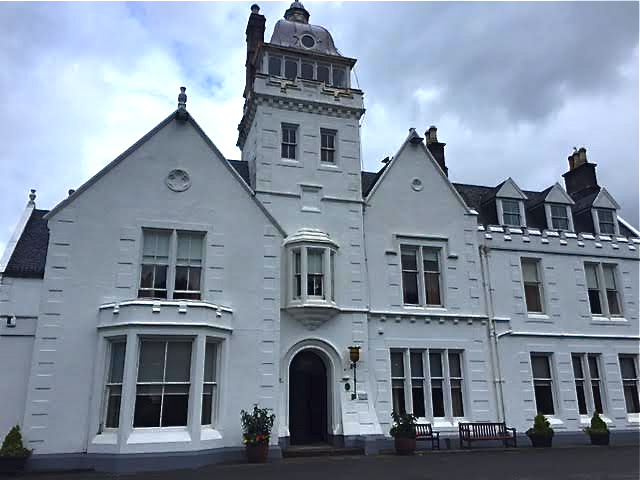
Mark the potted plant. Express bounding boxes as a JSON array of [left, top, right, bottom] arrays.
[[526, 412, 554, 447], [389, 411, 417, 455], [584, 412, 609, 446], [0, 425, 32, 475], [240, 404, 276, 463]]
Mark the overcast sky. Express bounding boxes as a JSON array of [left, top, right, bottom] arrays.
[[1, 1, 638, 257]]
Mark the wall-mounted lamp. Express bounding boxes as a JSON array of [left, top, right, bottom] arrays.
[[348, 345, 361, 400]]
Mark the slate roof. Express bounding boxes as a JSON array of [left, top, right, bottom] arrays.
[[3, 209, 50, 278]]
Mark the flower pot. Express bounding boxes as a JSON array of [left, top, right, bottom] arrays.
[[0, 456, 29, 475], [245, 443, 269, 463], [588, 432, 610, 446], [394, 436, 416, 455], [527, 433, 553, 448]]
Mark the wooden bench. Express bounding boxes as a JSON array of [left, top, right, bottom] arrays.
[[458, 422, 517, 449], [415, 423, 440, 450]]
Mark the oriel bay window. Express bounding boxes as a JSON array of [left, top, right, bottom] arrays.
[[390, 349, 465, 420], [139, 229, 204, 300], [134, 340, 192, 428], [400, 245, 442, 307]]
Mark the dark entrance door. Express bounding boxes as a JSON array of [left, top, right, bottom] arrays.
[[289, 350, 328, 445]]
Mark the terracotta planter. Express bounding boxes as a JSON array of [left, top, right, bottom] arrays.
[[0, 456, 29, 475], [527, 433, 553, 448], [245, 443, 269, 463], [588, 432, 610, 446], [394, 436, 416, 455]]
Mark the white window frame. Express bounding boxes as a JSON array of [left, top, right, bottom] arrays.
[[389, 349, 466, 422], [320, 128, 337, 164], [545, 203, 574, 232], [281, 123, 298, 160], [521, 257, 545, 314], [288, 245, 336, 304], [584, 262, 622, 318], [201, 341, 220, 426], [498, 198, 526, 227], [530, 353, 556, 415], [593, 208, 619, 236], [572, 353, 605, 416], [619, 355, 640, 415], [400, 245, 443, 307], [101, 339, 126, 432], [138, 229, 205, 301]]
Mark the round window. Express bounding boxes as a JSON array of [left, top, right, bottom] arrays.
[[411, 178, 423, 191], [301, 35, 315, 48]]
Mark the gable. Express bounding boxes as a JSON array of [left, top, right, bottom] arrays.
[[592, 187, 620, 210], [544, 183, 574, 205], [495, 177, 528, 200]]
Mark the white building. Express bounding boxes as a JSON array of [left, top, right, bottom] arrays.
[[1, 2, 638, 473]]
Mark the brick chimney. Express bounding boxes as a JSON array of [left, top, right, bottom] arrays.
[[425, 126, 448, 176], [243, 4, 266, 98], [562, 147, 599, 200]]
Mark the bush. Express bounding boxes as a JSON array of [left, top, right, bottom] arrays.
[[0, 425, 31, 458], [584, 412, 609, 435], [526, 412, 554, 437], [389, 411, 417, 439], [240, 404, 276, 445]]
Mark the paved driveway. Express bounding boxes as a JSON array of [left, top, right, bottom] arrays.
[[15, 446, 640, 480]]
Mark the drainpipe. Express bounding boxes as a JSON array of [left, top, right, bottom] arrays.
[[479, 244, 506, 423]]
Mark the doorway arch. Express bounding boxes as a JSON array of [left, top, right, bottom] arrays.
[[289, 350, 328, 444]]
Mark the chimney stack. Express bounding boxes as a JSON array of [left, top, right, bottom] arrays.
[[243, 4, 266, 98], [425, 126, 448, 177], [562, 146, 599, 199]]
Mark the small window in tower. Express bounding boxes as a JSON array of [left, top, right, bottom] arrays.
[[281, 124, 297, 160], [332, 67, 346, 88], [268, 56, 282, 77], [321, 129, 336, 163], [301, 35, 315, 49], [301, 62, 314, 80], [317, 64, 330, 84], [284, 58, 298, 80]]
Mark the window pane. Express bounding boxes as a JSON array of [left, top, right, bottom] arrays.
[[317, 64, 330, 83], [411, 381, 425, 417], [521, 261, 538, 283], [534, 382, 555, 414], [392, 379, 406, 415], [268, 56, 281, 76], [202, 384, 216, 425], [575, 383, 587, 414], [175, 266, 188, 291], [448, 352, 462, 377], [592, 382, 603, 414], [109, 343, 126, 383], [138, 342, 166, 382], [429, 353, 443, 377], [165, 342, 192, 382], [105, 385, 122, 428], [451, 379, 464, 417], [623, 385, 640, 413], [588, 290, 603, 314], [188, 267, 201, 292], [588, 356, 599, 378], [585, 264, 599, 288], [390, 352, 404, 377], [401, 246, 418, 270], [503, 200, 520, 214], [572, 356, 584, 379], [308, 250, 323, 273], [332, 67, 345, 87], [162, 389, 189, 427], [531, 355, 551, 378], [422, 249, 439, 272], [301, 62, 313, 80], [550, 205, 566, 218], [284, 58, 297, 79], [204, 343, 217, 382], [133, 385, 162, 427], [410, 352, 423, 377], [620, 357, 637, 379], [140, 264, 155, 288], [402, 272, 419, 304], [154, 265, 167, 290], [603, 266, 616, 289], [431, 379, 445, 417], [524, 284, 542, 312], [425, 272, 441, 305]]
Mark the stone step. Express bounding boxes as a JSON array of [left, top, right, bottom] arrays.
[[283, 445, 365, 458]]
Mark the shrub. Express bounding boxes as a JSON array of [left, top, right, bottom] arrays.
[[526, 412, 554, 437], [584, 412, 609, 435], [389, 411, 417, 439], [240, 404, 276, 445], [0, 425, 32, 458]]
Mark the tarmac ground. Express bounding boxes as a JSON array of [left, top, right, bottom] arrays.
[[12, 445, 640, 480]]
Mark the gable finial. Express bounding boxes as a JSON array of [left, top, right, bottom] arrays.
[[28, 189, 36, 205], [177, 86, 188, 120]]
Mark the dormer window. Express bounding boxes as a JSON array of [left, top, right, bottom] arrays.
[[596, 209, 616, 235], [549, 204, 571, 231], [501, 199, 522, 226]]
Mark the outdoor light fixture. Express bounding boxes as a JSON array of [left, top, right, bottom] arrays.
[[348, 345, 361, 400]]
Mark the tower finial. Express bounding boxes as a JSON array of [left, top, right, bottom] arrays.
[[284, 1, 310, 23]]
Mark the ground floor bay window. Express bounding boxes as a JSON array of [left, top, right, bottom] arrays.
[[390, 349, 465, 421], [99, 332, 223, 441]]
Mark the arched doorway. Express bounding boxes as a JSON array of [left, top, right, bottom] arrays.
[[289, 350, 328, 445]]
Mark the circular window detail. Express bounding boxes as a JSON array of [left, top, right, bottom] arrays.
[[301, 34, 315, 48], [411, 178, 423, 191], [166, 169, 191, 192]]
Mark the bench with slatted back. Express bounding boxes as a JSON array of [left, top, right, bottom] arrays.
[[458, 422, 517, 449], [415, 423, 440, 450]]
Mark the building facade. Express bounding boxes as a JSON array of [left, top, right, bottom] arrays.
[[1, 2, 638, 473]]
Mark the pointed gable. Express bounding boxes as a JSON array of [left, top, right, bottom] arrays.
[[543, 182, 575, 205], [495, 177, 528, 200], [592, 187, 620, 210]]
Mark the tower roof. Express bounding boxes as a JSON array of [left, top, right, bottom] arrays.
[[270, 2, 340, 56]]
